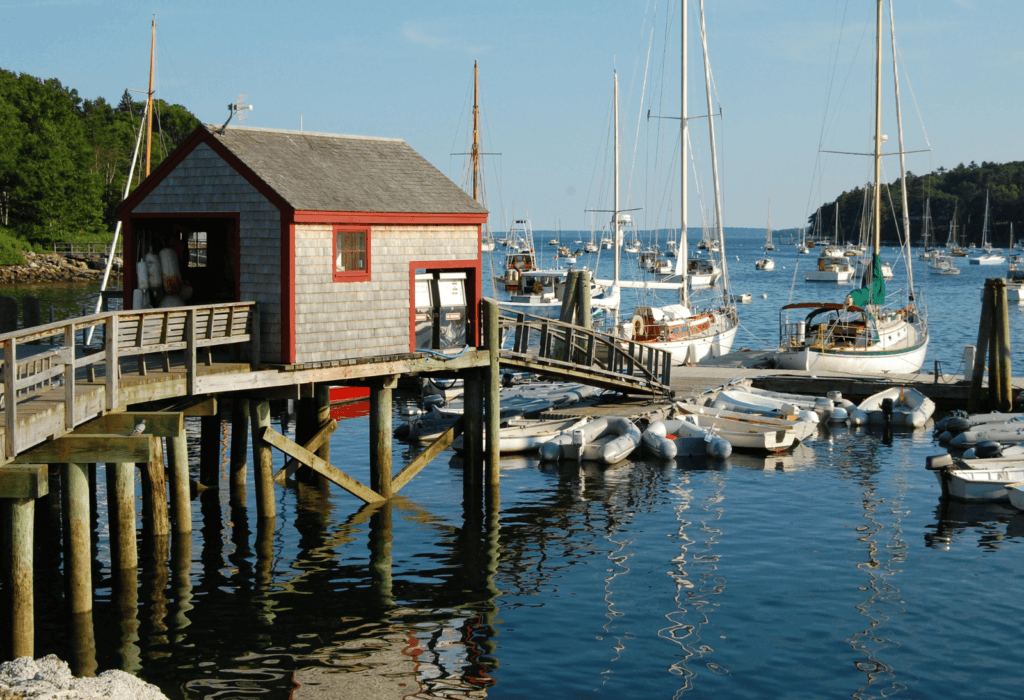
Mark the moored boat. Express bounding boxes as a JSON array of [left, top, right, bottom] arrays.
[[641, 417, 732, 459], [849, 387, 935, 428], [539, 416, 641, 465]]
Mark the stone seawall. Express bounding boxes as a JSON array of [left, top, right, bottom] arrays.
[[0, 252, 121, 286]]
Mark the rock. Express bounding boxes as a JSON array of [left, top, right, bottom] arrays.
[[0, 655, 169, 700]]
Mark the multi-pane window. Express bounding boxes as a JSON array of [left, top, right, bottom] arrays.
[[333, 227, 370, 281]]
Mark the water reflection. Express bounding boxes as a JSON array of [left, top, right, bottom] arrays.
[[925, 499, 1020, 550], [660, 468, 728, 695], [839, 424, 910, 699]]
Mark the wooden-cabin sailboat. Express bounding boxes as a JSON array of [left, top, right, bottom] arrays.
[[776, 0, 928, 374], [624, 0, 737, 364]]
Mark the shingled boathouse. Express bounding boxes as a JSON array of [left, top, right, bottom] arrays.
[[117, 124, 489, 365]]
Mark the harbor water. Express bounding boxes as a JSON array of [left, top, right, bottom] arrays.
[[5, 236, 1024, 699]]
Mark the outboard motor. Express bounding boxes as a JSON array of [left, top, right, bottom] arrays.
[[973, 440, 1004, 459], [881, 398, 894, 425]]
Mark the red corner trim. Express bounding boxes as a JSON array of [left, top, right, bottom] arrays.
[[282, 221, 296, 364]]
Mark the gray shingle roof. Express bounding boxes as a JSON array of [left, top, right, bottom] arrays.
[[207, 125, 488, 215]]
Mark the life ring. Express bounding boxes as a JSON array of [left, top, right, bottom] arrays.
[[631, 314, 645, 339], [532, 280, 543, 294]]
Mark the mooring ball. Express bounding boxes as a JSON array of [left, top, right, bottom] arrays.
[[974, 441, 1004, 459], [925, 453, 954, 470]]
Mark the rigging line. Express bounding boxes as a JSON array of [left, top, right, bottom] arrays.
[[627, 22, 657, 219], [892, 43, 931, 150], [447, 74, 473, 183]]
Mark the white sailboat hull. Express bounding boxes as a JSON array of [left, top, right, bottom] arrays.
[[775, 339, 928, 374], [646, 322, 737, 365]]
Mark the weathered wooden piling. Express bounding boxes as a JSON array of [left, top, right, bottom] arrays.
[[230, 397, 249, 503], [250, 399, 275, 518], [370, 377, 396, 499], [200, 415, 221, 487], [65, 462, 92, 615], [1, 465, 47, 660], [106, 463, 138, 571], [314, 384, 331, 467], [463, 369, 484, 488], [142, 439, 169, 537], [368, 502, 394, 607], [484, 299, 501, 487], [167, 430, 191, 534], [970, 278, 1014, 413]]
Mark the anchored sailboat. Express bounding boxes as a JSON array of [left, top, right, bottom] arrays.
[[755, 202, 776, 271], [776, 0, 928, 374], [622, 0, 738, 364]]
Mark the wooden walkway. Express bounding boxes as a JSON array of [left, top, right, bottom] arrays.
[[497, 308, 673, 397]]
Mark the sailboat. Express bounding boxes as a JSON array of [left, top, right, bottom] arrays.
[[805, 203, 855, 282], [755, 202, 776, 271], [916, 198, 934, 259], [776, 0, 928, 374], [622, 0, 738, 365], [969, 191, 1004, 265]]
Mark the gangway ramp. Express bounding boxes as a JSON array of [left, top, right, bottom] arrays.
[[496, 308, 673, 397]]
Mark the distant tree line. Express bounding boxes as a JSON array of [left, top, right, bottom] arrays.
[[812, 161, 1024, 247], [0, 69, 199, 261]]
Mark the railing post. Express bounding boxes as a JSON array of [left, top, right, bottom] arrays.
[[185, 308, 197, 396], [105, 314, 119, 411], [64, 325, 76, 431], [4, 337, 17, 458], [250, 303, 261, 370]]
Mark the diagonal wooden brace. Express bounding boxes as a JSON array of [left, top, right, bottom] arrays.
[[260, 426, 383, 504], [391, 415, 464, 495], [273, 419, 338, 484]]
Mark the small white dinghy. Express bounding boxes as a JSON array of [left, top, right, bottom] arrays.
[[849, 387, 935, 428], [927, 456, 1024, 501], [674, 401, 817, 443], [641, 418, 732, 459], [710, 389, 822, 424], [1005, 482, 1024, 511], [949, 424, 1024, 448], [539, 416, 641, 465], [452, 416, 590, 454]]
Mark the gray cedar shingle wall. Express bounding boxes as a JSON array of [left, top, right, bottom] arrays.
[[132, 142, 282, 362], [294, 223, 477, 363]]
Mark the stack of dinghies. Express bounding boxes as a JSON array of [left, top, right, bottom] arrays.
[[935, 410, 1024, 443], [707, 384, 853, 424], [849, 387, 936, 428], [539, 417, 642, 465]]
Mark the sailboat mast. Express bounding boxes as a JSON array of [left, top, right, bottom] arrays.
[[678, 0, 689, 304], [613, 71, 620, 291], [872, 0, 882, 255], [472, 60, 480, 203], [889, 0, 915, 297], [145, 18, 155, 177], [698, 0, 730, 298]]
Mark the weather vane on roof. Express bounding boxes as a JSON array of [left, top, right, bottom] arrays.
[[218, 93, 253, 134]]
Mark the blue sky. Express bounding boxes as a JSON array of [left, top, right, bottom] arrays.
[[2, 0, 1021, 231]]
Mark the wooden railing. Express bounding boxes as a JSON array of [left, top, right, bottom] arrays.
[[498, 307, 672, 393], [0, 301, 258, 457], [51, 242, 120, 256]]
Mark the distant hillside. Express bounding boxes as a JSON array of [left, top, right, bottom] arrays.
[[0, 69, 200, 245], [814, 161, 1024, 247]]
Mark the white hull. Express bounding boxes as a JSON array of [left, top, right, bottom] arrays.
[[775, 340, 928, 374], [649, 322, 737, 365], [849, 387, 935, 427], [1007, 483, 1024, 511], [1007, 283, 1024, 304], [969, 254, 1005, 265], [804, 268, 855, 283], [755, 258, 775, 271], [935, 468, 1024, 501]]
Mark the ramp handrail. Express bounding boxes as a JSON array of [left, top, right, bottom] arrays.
[[497, 306, 672, 393]]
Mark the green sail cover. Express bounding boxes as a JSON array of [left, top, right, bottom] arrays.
[[848, 254, 885, 307]]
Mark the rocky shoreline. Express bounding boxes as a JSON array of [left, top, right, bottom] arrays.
[[0, 252, 120, 286]]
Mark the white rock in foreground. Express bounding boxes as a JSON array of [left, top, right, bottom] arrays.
[[0, 655, 168, 700]]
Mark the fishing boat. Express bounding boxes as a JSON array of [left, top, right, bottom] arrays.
[[929, 253, 960, 275], [776, 0, 928, 374], [615, 0, 738, 365], [969, 191, 1005, 265], [805, 204, 855, 282], [755, 202, 776, 270], [498, 219, 538, 292]]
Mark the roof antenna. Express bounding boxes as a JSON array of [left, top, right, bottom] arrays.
[[218, 92, 253, 134]]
